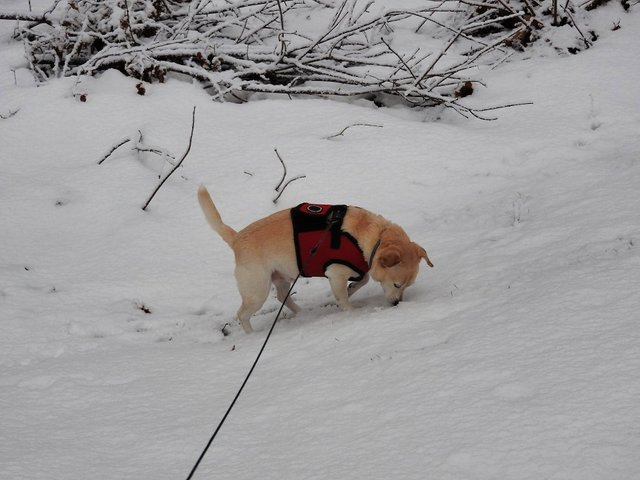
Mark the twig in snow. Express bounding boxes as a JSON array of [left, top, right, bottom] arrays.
[[272, 148, 306, 203], [464, 101, 534, 121], [326, 123, 383, 139], [97, 137, 132, 165], [142, 106, 196, 211], [561, 3, 592, 48], [134, 130, 177, 168], [137, 147, 178, 166], [0, 109, 19, 119], [273, 175, 306, 204], [274, 148, 287, 192]]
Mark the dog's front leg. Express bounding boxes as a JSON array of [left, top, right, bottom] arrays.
[[325, 264, 356, 310]]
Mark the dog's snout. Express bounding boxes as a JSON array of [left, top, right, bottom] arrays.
[[391, 299, 400, 306]]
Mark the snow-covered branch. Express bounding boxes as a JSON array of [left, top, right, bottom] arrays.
[[4, 0, 601, 114], [0, 12, 50, 22]]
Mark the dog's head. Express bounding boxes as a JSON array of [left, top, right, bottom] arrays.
[[369, 228, 433, 305]]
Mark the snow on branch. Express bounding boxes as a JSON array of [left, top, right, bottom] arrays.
[[3, 0, 600, 115]]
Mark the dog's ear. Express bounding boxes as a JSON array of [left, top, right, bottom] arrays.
[[413, 243, 434, 267], [379, 248, 402, 268]]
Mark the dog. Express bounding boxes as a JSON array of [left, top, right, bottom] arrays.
[[198, 186, 433, 333]]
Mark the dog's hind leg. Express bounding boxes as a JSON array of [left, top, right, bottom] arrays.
[[235, 266, 271, 333], [272, 272, 301, 314]]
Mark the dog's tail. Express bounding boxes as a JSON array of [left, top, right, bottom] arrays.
[[197, 186, 237, 247]]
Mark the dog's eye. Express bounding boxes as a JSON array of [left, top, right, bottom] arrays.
[[393, 283, 403, 289]]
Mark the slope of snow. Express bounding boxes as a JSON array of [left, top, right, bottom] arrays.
[[1, 3, 639, 479]]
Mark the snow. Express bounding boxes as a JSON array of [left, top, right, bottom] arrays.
[[2, 2, 640, 479]]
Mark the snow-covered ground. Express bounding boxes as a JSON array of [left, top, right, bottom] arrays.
[[2, 2, 640, 479]]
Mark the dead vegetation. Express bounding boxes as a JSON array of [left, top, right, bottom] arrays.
[[2, 0, 622, 117]]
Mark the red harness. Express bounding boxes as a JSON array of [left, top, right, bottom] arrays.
[[291, 203, 369, 281]]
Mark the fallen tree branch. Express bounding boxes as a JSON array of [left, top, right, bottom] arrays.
[[0, 11, 50, 22]]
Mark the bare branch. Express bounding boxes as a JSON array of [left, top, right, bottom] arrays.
[[274, 148, 287, 192], [0, 11, 50, 22], [273, 175, 306, 204], [142, 106, 197, 211], [275, 0, 285, 31], [97, 137, 132, 165], [272, 147, 306, 203], [326, 123, 383, 140], [562, 2, 592, 48]]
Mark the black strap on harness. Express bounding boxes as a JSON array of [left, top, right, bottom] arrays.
[[327, 205, 347, 249]]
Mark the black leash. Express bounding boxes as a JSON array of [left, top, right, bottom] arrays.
[[185, 275, 300, 480], [185, 204, 349, 480]]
